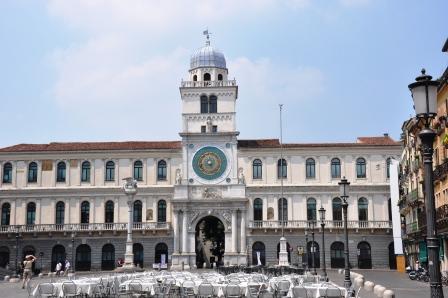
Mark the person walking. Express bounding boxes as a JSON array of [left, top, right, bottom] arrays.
[[22, 255, 36, 289], [63, 259, 71, 276]]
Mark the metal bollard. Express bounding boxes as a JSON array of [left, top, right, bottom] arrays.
[[383, 289, 395, 298], [181, 261, 185, 271]]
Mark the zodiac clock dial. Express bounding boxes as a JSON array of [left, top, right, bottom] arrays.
[[192, 146, 228, 180]]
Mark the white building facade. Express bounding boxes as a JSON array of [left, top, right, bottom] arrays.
[[0, 41, 401, 272]]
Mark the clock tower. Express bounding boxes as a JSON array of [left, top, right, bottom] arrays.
[[171, 34, 247, 269]]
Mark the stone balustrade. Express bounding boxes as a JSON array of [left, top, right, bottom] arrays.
[[248, 220, 392, 229]]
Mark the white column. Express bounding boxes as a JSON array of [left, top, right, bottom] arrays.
[[182, 211, 188, 253], [173, 211, 179, 253], [232, 210, 237, 253], [240, 211, 246, 253]]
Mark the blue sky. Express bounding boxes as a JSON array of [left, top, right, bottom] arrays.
[[0, 0, 446, 147]]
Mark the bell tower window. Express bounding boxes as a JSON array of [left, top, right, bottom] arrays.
[[193, 75, 197, 81], [218, 74, 223, 81], [200, 95, 218, 114], [204, 73, 211, 81], [209, 95, 217, 113], [201, 95, 208, 113]]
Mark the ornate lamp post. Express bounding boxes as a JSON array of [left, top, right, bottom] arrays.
[[71, 233, 75, 273], [339, 177, 354, 296], [122, 177, 138, 270], [310, 220, 317, 275], [408, 69, 443, 298], [319, 206, 327, 281]]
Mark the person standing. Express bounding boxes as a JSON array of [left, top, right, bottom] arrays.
[[63, 259, 71, 276], [21, 255, 36, 289], [55, 261, 62, 276]]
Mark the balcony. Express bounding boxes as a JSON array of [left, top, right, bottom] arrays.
[[436, 204, 448, 230], [248, 220, 392, 230], [405, 221, 419, 234], [181, 80, 237, 88], [0, 222, 171, 234], [434, 159, 448, 181]]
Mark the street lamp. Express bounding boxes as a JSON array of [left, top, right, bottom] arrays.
[[409, 69, 443, 298], [310, 220, 317, 275], [122, 177, 138, 270], [319, 206, 327, 281], [339, 177, 354, 296], [15, 232, 19, 277], [304, 228, 309, 272], [71, 233, 75, 273]]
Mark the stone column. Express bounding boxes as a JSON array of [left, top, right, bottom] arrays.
[[182, 211, 188, 253], [240, 211, 246, 253], [173, 211, 179, 253], [232, 210, 237, 253]]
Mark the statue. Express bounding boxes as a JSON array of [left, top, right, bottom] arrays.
[[238, 168, 246, 184], [122, 177, 138, 195], [175, 169, 182, 185]]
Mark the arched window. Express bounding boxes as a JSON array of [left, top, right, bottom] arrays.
[[388, 198, 392, 221], [252, 159, 262, 179], [357, 241, 372, 269], [386, 158, 391, 179], [307, 241, 320, 268], [201, 95, 208, 113], [209, 95, 217, 113], [28, 162, 37, 183], [330, 242, 345, 268], [157, 200, 166, 223], [332, 197, 342, 221], [2, 163, 12, 183], [278, 198, 288, 221], [51, 245, 65, 272], [55, 201, 65, 225], [252, 242, 266, 266], [26, 202, 36, 225], [358, 197, 368, 221], [253, 198, 263, 221], [56, 162, 66, 182], [277, 159, 287, 178], [157, 160, 167, 181], [105, 161, 115, 181], [193, 75, 197, 81], [80, 201, 90, 224], [133, 200, 142, 223], [133, 243, 144, 268], [133, 160, 143, 181], [101, 244, 115, 270], [105, 200, 114, 223], [81, 161, 90, 182], [218, 74, 223, 81], [1, 203, 10, 226], [331, 158, 341, 179], [76, 244, 91, 271], [203, 73, 211, 81], [307, 198, 317, 221], [306, 158, 316, 178], [154, 243, 168, 264], [356, 157, 366, 178]]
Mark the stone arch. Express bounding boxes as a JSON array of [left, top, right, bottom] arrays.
[[189, 210, 231, 232]]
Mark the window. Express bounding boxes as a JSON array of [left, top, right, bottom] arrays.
[[332, 197, 342, 221], [201, 95, 208, 113], [358, 197, 368, 221], [26, 202, 36, 225], [307, 198, 317, 221], [306, 158, 315, 179], [218, 74, 223, 81], [278, 198, 288, 221], [388, 198, 392, 221], [386, 158, 391, 178], [193, 75, 197, 81], [209, 95, 217, 113], [356, 158, 366, 178], [277, 159, 287, 178], [81, 161, 90, 182], [252, 159, 262, 179], [1, 203, 10, 226], [105, 201, 114, 223], [2, 163, 12, 183], [55, 201, 64, 225], [201, 126, 206, 133], [133, 200, 142, 223], [133, 160, 143, 181], [331, 158, 341, 179], [56, 162, 66, 182], [28, 162, 37, 183], [203, 73, 211, 81], [157, 200, 166, 223], [212, 125, 218, 133], [157, 160, 167, 181], [80, 201, 90, 224], [101, 244, 115, 270], [330, 242, 345, 268], [105, 161, 115, 181], [253, 198, 263, 221], [357, 241, 372, 269]]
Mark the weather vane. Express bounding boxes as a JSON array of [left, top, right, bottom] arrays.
[[203, 29, 212, 46]]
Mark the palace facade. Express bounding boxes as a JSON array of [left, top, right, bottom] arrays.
[[0, 39, 401, 272]]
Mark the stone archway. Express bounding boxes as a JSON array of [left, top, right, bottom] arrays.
[[195, 216, 225, 268]]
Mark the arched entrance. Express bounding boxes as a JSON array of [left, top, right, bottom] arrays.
[[22, 245, 36, 273], [252, 242, 266, 266], [357, 241, 372, 269], [101, 244, 115, 270], [133, 243, 144, 268], [307, 241, 320, 269], [330, 242, 344, 268], [0, 247, 10, 268], [388, 242, 397, 270], [51, 245, 66, 272], [195, 216, 225, 268], [76, 244, 91, 271]]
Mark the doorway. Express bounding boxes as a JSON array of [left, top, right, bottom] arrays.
[[195, 216, 225, 268]]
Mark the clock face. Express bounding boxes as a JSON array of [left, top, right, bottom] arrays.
[[192, 146, 228, 180]]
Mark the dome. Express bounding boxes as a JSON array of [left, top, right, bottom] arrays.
[[190, 46, 226, 70]]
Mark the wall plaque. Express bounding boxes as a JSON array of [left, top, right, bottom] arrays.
[[42, 160, 53, 171], [267, 207, 274, 220], [146, 209, 153, 221]]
